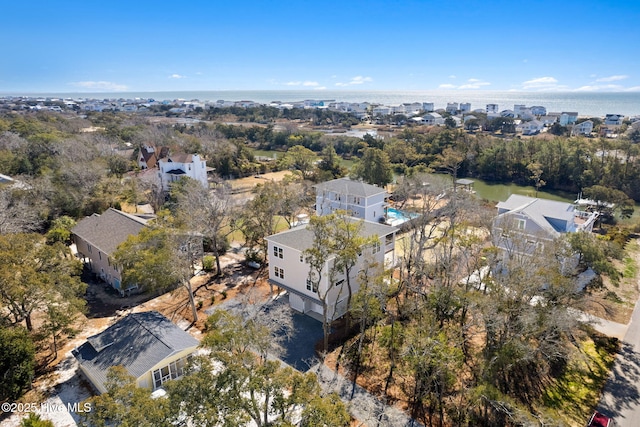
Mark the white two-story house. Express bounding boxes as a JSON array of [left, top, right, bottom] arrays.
[[572, 120, 594, 136], [266, 219, 398, 320], [492, 195, 596, 259], [158, 153, 208, 191], [314, 177, 388, 223]]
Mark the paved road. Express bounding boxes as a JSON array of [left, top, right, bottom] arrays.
[[597, 299, 640, 426]]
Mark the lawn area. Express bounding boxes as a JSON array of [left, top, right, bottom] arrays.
[[541, 332, 619, 426]]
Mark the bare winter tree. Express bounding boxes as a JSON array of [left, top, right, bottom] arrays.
[[0, 187, 43, 234], [174, 178, 234, 276]]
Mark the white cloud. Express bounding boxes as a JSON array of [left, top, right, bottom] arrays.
[[457, 78, 491, 89], [285, 80, 320, 87], [625, 86, 640, 92], [349, 76, 373, 85], [70, 81, 128, 91], [314, 86, 327, 90], [449, 75, 457, 79], [574, 84, 624, 92], [595, 75, 628, 82], [523, 76, 557, 86], [438, 84, 457, 89], [170, 74, 186, 79], [521, 76, 564, 90], [336, 76, 373, 86]]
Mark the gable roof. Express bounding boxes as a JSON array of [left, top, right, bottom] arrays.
[[73, 311, 199, 392], [167, 153, 195, 163], [71, 208, 148, 256], [495, 195, 575, 235], [314, 177, 387, 198], [266, 218, 398, 252]]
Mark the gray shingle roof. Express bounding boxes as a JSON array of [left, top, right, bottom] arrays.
[[71, 208, 148, 256], [73, 311, 199, 392], [496, 195, 575, 235], [314, 177, 387, 198], [266, 218, 397, 252]]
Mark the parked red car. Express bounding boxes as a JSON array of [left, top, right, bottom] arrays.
[[588, 411, 612, 427]]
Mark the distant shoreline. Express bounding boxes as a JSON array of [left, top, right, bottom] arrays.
[[2, 90, 639, 117]]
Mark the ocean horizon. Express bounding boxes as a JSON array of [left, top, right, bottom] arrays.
[[2, 89, 639, 118]]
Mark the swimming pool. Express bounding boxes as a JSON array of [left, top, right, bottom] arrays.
[[386, 207, 419, 226]]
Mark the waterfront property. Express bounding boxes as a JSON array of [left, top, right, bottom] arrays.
[[492, 194, 597, 257], [314, 177, 388, 223], [72, 208, 148, 295], [266, 219, 398, 321], [73, 311, 199, 394]]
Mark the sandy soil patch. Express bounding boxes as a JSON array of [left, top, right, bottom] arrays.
[[228, 170, 297, 191], [581, 238, 640, 324]]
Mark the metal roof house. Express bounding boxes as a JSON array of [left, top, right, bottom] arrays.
[[72, 208, 148, 295], [492, 194, 596, 256], [73, 311, 199, 394]]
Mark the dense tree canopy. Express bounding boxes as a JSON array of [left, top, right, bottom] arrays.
[[0, 325, 35, 402]]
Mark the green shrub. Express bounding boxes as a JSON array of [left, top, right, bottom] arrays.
[[202, 255, 215, 272]]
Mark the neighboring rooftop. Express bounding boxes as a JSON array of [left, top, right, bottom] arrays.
[[267, 218, 398, 252], [71, 208, 148, 256], [73, 311, 199, 393], [314, 177, 387, 198], [163, 152, 197, 163], [496, 194, 576, 234]]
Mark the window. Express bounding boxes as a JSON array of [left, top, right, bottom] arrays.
[[274, 267, 285, 279], [372, 241, 381, 254], [152, 357, 188, 390], [516, 219, 526, 230], [273, 246, 283, 259], [335, 279, 345, 288], [306, 278, 318, 292]]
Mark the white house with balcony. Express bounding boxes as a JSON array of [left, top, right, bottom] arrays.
[[492, 195, 597, 259], [516, 120, 544, 135], [266, 219, 398, 320], [446, 103, 459, 114], [604, 114, 625, 126], [560, 112, 579, 126], [572, 120, 594, 136], [531, 106, 547, 116], [158, 153, 208, 191], [419, 112, 445, 126], [422, 102, 435, 112], [314, 177, 388, 223], [486, 104, 499, 114]]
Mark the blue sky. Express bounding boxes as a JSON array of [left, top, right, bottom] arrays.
[[1, 0, 639, 93]]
